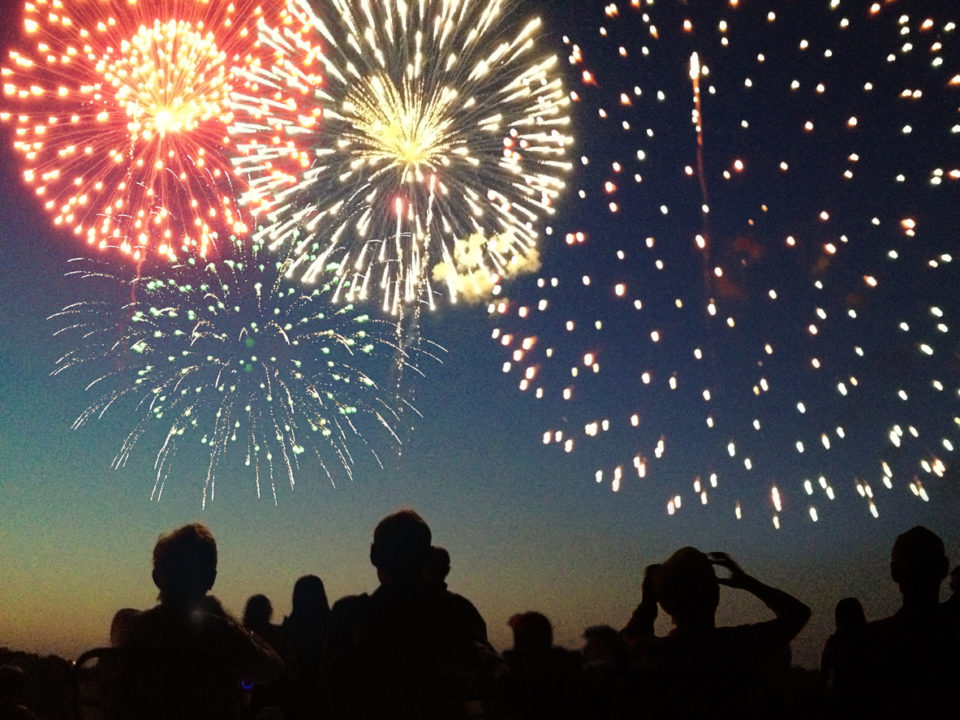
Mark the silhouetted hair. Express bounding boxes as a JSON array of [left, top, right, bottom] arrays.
[[890, 525, 948, 587], [582, 625, 626, 667], [370, 509, 432, 576], [509, 611, 553, 652], [583, 624, 620, 646], [290, 574, 330, 619], [654, 546, 719, 624], [152, 523, 217, 602], [834, 597, 866, 630], [243, 594, 273, 628]]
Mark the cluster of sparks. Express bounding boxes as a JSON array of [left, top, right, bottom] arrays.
[[1, 0, 270, 261], [13, 0, 959, 521], [5, 0, 572, 501], [230, 0, 573, 313], [51, 236, 411, 506], [491, 0, 960, 525]]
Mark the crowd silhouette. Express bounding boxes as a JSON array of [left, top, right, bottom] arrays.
[[51, 512, 960, 719]]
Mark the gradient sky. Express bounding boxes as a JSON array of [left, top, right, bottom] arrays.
[[2, 0, 960, 671]]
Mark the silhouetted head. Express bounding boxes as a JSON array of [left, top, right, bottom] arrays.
[[422, 546, 451, 590], [834, 597, 866, 631], [370, 509, 432, 581], [654, 546, 720, 628], [290, 574, 330, 618], [152, 523, 217, 604], [890, 526, 948, 602], [509, 611, 553, 653], [243, 594, 273, 629], [582, 624, 624, 667]]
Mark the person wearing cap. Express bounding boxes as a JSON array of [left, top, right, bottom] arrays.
[[620, 547, 810, 718]]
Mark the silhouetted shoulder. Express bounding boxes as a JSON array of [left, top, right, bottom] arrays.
[[322, 593, 374, 673], [441, 590, 489, 643], [832, 527, 959, 717], [109, 524, 282, 720], [126, 602, 283, 683]]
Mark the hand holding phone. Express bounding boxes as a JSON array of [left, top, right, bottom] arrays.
[[707, 552, 747, 587]]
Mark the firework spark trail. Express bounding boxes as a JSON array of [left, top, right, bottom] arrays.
[[689, 51, 709, 208], [1, 0, 271, 262], [491, 0, 960, 525], [230, 0, 573, 313], [50, 236, 418, 506]]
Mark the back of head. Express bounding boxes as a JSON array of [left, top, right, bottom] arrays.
[[834, 597, 866, 630], [152, 523, 217, 603], [422, 546, 451, 589], [890, 526, 948, 593], [290, 574, 330, 618], [370, 509, 432, 579], [583, 624, 619, 649], [243, 594, 273, 629], [654, 546, 719, 627], [509, 611, 553, 653], [582, 624, 624, 666]]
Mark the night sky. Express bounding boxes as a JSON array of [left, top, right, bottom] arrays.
[[2, 0, 959, 671]]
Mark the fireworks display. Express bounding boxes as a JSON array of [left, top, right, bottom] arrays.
[[491, 0, 960, 524], [1, 0, 269, 261], [230, 0, 573, 313], [50, 237, 411, 506]]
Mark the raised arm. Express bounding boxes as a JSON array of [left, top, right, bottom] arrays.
[[709, 552, 811, 640], [621, 564, 660, 648]]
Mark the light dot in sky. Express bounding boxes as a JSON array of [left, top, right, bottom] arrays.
[[492, 0, 960, 520]]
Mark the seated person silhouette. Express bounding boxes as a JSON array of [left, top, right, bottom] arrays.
[[833, 525, 959, 716], [620, 548, 810, 719], [323, 509, 495, 719], [112, 523, 282, 720]]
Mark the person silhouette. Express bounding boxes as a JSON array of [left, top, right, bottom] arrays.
[[421, 546, 452, 592], [497, 611, 584, 719], [422, 545, 490, 644], [820, 597, 865, 706], [323, 509, 495, 719], [280, 574, 331, 720], [114, 523, 282, 720], [580, 625, 628, 720], [243, 595, 282, 651], [834, 525, 959, 716], [620, 548, 810, 719], [242, 593, 284, 717]]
